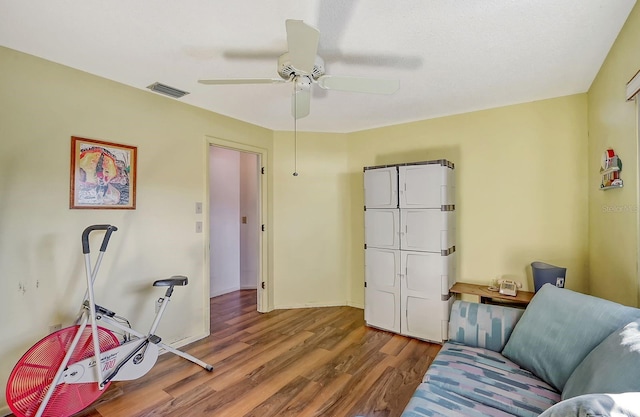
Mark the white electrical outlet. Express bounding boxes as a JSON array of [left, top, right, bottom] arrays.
[[196, 221, 203, 233], [195, 202, 202, 214]]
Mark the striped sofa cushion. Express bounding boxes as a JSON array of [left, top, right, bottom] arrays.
[[448, 301, 524, 352], [401, 383, 518, 417], [423, 342, 560, 417]]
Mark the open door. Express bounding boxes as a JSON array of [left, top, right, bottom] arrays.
[[207, 137, 269, 314]]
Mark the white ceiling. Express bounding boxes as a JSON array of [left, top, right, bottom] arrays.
[[0, 0, 636, 133]]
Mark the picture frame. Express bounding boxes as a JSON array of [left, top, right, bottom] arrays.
[[70, 136, 137, 209]]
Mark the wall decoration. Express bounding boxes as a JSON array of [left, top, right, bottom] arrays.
[[70, 136, 137, 209], [599, 148, 623, 190]]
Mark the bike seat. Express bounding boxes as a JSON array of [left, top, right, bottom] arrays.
[[153, 276, 188, 287]]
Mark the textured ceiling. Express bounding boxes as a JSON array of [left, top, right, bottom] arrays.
[[0, 0, 636, 133]]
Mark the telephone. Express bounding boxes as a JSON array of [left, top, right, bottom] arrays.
[[498, 280, 522, 297]]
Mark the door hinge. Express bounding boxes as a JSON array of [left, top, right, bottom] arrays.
[[261, 224, 265, 232], [261, 282, 266, 289], [364, 282, 367, 288], [261, 167, 265, 175]]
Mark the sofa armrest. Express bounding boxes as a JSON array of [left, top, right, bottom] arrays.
[[448, 300, 525, 352]]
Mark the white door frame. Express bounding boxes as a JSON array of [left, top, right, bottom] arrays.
[[636, 98, 640, 308], [205, 136, 270, 314]]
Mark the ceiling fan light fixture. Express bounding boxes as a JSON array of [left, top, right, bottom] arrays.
[[278, 53, 325, 80], [146, 82, 190, 99]]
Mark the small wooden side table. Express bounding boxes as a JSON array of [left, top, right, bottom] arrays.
[[449, 282, 534, 306]]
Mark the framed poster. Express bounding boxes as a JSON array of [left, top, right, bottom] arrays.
[[70, 136, 137, 209]]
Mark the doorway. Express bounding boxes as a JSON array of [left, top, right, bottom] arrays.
[[209, 144, 263, 312], [637, 98, 640, 307]]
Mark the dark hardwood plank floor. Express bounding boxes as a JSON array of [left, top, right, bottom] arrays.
[[18, 290, 442, 417]]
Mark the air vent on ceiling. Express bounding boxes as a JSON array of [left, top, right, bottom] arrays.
[[146, 82, 190, 99]]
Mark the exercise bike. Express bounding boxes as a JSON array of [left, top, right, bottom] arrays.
[[6, 225, 213, 417]]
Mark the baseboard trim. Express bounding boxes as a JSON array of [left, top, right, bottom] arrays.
[[160, 332, 209, 353], [240, 285, 257, 290], [210, 286, 241, 298], [274, 302, 364, 310], [275, 301, 354, 309]]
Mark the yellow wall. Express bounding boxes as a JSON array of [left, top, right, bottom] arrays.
[[587, 3, 640, 306], [272, 130, 352, 307], [0, 46, 274, 413], [347, 95, 590, 306]]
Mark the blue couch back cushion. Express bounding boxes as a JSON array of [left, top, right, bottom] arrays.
[[501, 284, 640, 391], [562, 318, 640, 399]]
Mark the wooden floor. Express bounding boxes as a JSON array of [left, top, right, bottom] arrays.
[[48, 291, 441, 417]]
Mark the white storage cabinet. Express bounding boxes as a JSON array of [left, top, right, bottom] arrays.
[[363, 160, 456, 343]]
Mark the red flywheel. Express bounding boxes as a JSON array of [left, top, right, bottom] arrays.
[[6, 325, 120, 417]]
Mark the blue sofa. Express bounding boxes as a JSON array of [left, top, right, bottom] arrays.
[[400, 284, 640, 417]]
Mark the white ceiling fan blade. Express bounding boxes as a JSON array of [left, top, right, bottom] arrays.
[[291, 87, 311, 119], [285, 19, 320, 74], [317, 75, 399, 94], [198, 78, 286, 85]]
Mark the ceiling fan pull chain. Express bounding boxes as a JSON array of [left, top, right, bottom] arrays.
[[293, 132, 298, 177], [293, 92, 299, 177]]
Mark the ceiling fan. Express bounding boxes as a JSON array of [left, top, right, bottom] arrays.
[[198, 19, 400, 119]]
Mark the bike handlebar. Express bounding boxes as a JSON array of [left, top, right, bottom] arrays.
[[82, 225, 118, 254]]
